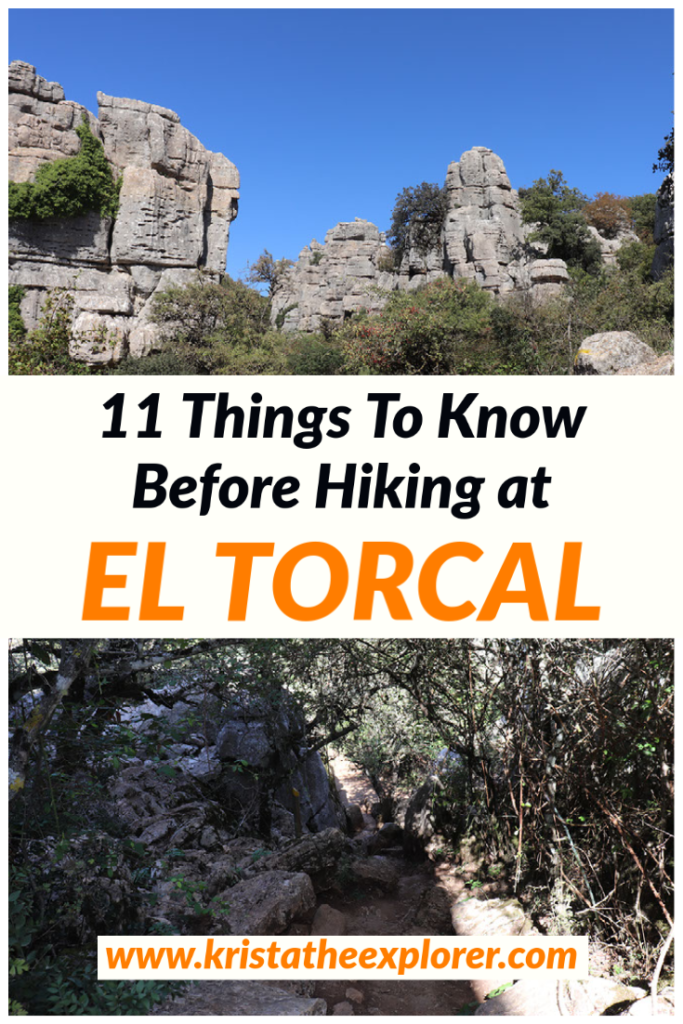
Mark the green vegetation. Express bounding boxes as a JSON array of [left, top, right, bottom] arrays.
[[8, 286, 27, 341], [519, 169, 603, 273], [9, 114, 121, 222], [244, 249, 294, 296], [8, 160, 672, 376], [385, 181, 448, 269], [8, 291, 96, 376], [341, 278, 497, 375], [9, 637, 673, 1013]]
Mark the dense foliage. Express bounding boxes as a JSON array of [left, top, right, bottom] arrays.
[[9, 638, 673, 1014], [519, 170, 603, 273], [8, 286, 27, 341], [341, 278, 497, 374], [8, 290, 96, 376], [9, 115, 121, 221], [385, 182, 448, 269]]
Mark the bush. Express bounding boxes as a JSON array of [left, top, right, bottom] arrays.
[[519, 169, 602, 274], [286, 334, 345, 375], [9, 286, 27, 341], [627, 194, 658, 245], [341, 277, 496, 375], [583, 192, 631, 238], [112, 349, 200, 375], [149, 275, 288, 374], [8, 290, 95, 376], [9, 115, 121, 221]]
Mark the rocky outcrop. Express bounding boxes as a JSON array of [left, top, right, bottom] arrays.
[[8, 61, 239, 363], [270, 220, 395, 333], [652, 176, 673, 280], [442, 146, 525, 293], [271, 147, 580, 332], [573, 331, 671, 375]]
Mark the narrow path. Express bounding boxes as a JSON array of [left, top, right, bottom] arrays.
[[313, 754, 477, 1015]]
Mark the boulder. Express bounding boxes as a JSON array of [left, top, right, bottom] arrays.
[[349, 856, 402, 892], [225, 870, 316, 934], [151, 980, 326, 1015], [368, 822, 403, 853], [474, 977, 647, 1016], [574, 331, 658, 375], [451, 895, 535, 937], [403, 775, 442, 855], [246, 828, 346, 880], [311, 903, 347, 935]]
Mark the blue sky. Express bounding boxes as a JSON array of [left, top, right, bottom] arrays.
[[9, 8, 673, 279]]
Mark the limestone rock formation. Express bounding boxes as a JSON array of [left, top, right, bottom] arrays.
[[442, 145, 525, 293], [270, 219, 395, 333], [271, 147, 574, 332], [8, 61, 239, 363]]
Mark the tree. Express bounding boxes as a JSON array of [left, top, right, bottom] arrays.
[[244, 249, 294, 297], [386, 181, 448, 269], [653, 127, 673, 204], [583, 192, 631, 239], [519, 169, 603, 273]]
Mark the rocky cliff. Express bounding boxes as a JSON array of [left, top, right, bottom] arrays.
[[9, 61, 239, 362], [272, 146, 641, 334]]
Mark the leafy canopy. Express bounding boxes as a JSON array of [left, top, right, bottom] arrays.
[[519, 169, 602, 274], [9, 114, 121, 221], [244, 249, 294, 297], [386, 182, 448, 268]]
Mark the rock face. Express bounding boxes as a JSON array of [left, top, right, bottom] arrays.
[[271, 147, 577, 332], [8, 61, 239, 363], [652, 177, 673, 280], [442, 146, 525, 293], [270, 220, 395, 333]]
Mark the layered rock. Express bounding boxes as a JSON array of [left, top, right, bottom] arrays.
[[8, 61, 239, 363], [271, 147, 571, 332], [270, 219, 396, 333], [442, 145, 525, 293]]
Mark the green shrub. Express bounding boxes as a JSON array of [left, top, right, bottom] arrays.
[[8, 286, 27, 340], [8, 290, 95, 376], [341, 277, 496, 375], [112, 349, 199, 375], [9, 114, 121, 221], [286, 334, 345, 374], [148, 275, 289, 374]]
